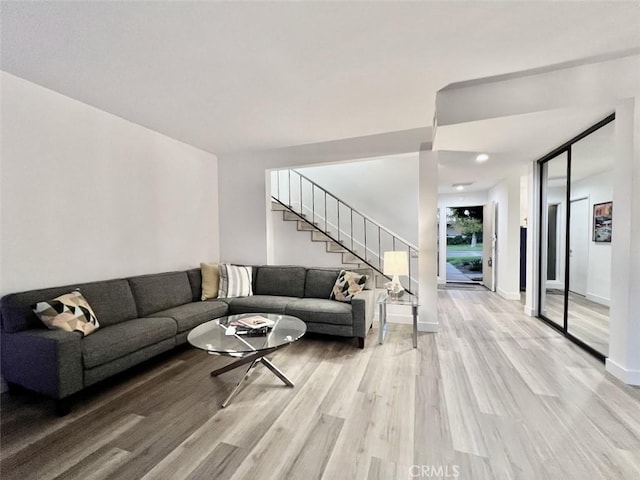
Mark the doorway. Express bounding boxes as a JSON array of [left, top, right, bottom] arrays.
[[569, 197, 589, 296], [445, 206, 483, 283]]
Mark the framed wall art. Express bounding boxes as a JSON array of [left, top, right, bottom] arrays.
[[593, 201, 612, 243]]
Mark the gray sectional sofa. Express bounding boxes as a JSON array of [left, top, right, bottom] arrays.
[[0, 265, 373, 411]]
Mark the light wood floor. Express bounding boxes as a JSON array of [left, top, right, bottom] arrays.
[[2, 290, 640, 479]]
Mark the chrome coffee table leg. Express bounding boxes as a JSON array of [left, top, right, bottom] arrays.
[[261, 358, 294, 387], [211, 345, 294, 407], [221, 358, 259, 408], [222, 360, 259, 408]]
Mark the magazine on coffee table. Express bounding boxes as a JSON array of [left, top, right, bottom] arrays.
[[230, 315, 275, 329]]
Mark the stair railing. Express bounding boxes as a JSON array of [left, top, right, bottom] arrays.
[[272, 169, 419, 295]]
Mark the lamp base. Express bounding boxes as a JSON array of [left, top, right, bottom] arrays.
[[388, 275, 405, 301]]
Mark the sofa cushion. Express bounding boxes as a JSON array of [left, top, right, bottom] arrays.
[[304, 268, 341, 299], [285, 298, 353, 326], [81, 317, 177, 368], [33, 290, 100, 336], [1, 279, 137, 333], [304, 321, 353, 337], [80, 280, 139, 327], [128, 272, 192, 317], [186, 268, 202, 302], [227, 295, 293, 314], [218, 264, 253, 298], [150, 301, 228, 333], [253, 266, 306, 298]]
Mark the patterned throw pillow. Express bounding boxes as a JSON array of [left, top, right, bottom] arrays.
[[218, 264, 253, 298], [330, 270, 368, 302], [32, 290, 99, 336], [200, 262, 220, 300]]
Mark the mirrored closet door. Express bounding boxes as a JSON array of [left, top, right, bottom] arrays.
[[538, 116, 614, 359]]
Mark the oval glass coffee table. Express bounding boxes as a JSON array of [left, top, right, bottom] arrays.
[[188, 313, 306, 407]]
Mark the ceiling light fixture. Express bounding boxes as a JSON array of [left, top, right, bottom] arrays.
[[455, 185, 464, 191], [476, 153, 489, 162]]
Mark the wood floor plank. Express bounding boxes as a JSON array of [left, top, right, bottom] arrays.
[[438, 347, 489, 457], [1, 413, 143, 480], [282, 414, 344, 480], [320, 391, 383, 480], [53, 448, 131, 480], [366, 456, 402, 480], [226, 361, 342, 480], [183, 442, 246, 480]]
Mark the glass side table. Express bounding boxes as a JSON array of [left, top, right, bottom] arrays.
[[378, 293, 419, 348]]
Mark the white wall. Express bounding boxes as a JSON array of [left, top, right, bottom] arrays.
[[489, 174, 522, 300], [296, 154, 419, 245], [571, 170, 613, 305], [217, 128, 430, 265], [0, 72, 219, 294]]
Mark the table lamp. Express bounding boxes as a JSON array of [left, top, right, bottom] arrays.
[[383, 251, 408, 301]]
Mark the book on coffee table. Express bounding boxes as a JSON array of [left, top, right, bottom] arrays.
[[231, 315, 275, 329]]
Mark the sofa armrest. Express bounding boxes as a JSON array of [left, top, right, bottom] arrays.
[[351, 289, 374, 339], [1, 328, 84, 399]]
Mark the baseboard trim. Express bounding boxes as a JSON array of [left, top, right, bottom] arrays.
[[586, 293, 610, 307], [605, 358, 640, 386], [497, 288, 521, 301], [386, 313, 413, 325], [418, 322, 439, 332], [523, 305, 536, 316]]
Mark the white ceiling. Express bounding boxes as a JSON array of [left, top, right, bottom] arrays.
[[3, 1, 640, 158], [434, 105, 615, 193]]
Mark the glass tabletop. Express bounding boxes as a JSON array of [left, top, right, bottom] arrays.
[[378, 292, 419, 306], [187, 313, 306, 356]]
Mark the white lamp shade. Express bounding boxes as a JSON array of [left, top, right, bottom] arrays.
[[383, 251, 409, 276]]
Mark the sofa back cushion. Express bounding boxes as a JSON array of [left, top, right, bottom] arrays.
[[254, 266, 306, 298], [1, 279, 138, 333], [128, 271, 192, 317], [304, 268, 341, 299], [186, 268, 202, 302]]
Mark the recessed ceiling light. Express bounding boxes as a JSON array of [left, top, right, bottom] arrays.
[[455, 185, 464, 191], [476, 153, 489, 162]]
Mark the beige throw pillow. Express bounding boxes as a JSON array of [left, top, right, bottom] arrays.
[[200, 262, 220, 300], [32, 290, 99, 336]]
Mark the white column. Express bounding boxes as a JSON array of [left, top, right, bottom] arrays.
[[437, 202, 447, 284], [606, 97, 640, 385], [418, 149, 439, 331]]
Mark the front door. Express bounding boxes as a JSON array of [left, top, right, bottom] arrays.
[[482, 202, 496, 291]]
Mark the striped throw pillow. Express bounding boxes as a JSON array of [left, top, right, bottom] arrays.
[[218, 264, 253, 298]]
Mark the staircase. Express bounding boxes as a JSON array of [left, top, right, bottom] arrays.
[[271, 169, 418, 294]]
